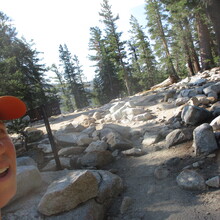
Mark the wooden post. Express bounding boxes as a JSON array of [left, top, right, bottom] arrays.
[[41, 105, 62, 170]]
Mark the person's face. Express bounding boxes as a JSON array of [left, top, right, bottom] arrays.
[[0, 122, 16, 208]]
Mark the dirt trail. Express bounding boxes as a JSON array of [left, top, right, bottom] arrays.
[[105, 142, 220, 220]]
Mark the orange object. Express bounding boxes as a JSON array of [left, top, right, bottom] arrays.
[[0, 96, 26, 120]]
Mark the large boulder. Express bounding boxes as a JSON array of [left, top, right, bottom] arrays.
[[44, 199, 104, 220], [11, 165, 42, 203], [210, 115, 220, 131], [193, 123, 218, 155], [181, 105, 212, 125], [58, 123, 86, 133], [76, 133, 93, 146], [16, 156, 37, 167], [109, 101, 126, 114], [38, 170, 99, 216], [92, 170, 123, 207], [178, 89, 198, 98], [54, 133, 78, 146], [123, 107, 146, 120], [98, 124, 131, 139], [85, 140, 108, 152], [106, 132, 133, 151], [176, 170, 206, 191], [81, 151, 114, 168], [58, 146, 86, 156], [166, 128, 194, 148], [203, 82, 220, 98], [42, 157, 71, 171]]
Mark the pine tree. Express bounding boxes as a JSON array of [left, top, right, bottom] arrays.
[[162, 0, 201, 76], [50, 64, 74, 111], [58, 44, 89, 109], [145, 0, 179, 82], [88, 26, 122, 104], [128, 15, 158, 90], [201, 0, 220, 63], [99, 0, 132, 95], [0, 11, 57, 109]]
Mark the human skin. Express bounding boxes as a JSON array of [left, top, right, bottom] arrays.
[[0, 122, 16, 209]]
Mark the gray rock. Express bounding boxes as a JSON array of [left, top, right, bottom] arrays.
[[179, 89, 198, 98], [189, 76, 207, 86], [76, 133, 93, 146], [176, 170, 206, 190], [181, 105, 212, 125], [42, 157, 70, 171], [16, 156, 37, 167], [54, 133, 78, 146], [166, 128, 194, 148], [210, 101, 220, 111], [11, 165, 42, 203], [38, 170, 99, 216], [122, 148, 145, 156], [109, 101, 126, 113], [210, 115, 220, 131], [92, 170, 123, 207], [175, 97, 190, 106], [58, 123, 86, 133], [81, 151, 113, 168], [120, 196, 133, 214], [69, 155, 82, 169], [133, 112, 154, 121], [25, 127, 44, 143], [93, 111, 102, 120], [203, 82, 220, 95], [81, 126, 96, 136], [205, 176, 220, 188], [58, 146, 86, 156], [38, 143, 52, 153], [165, 157, 181, 167], [164, 90, 176, 102], [106, 132, 133, 151], [45, 199, 104, 220], [193, 123, 218, 155], [142, 131, 161, 146], [85, 140, 108, 152], [154, 166, 170, 179], [123, 107, 146, 120], [99, 124, 131, 139]]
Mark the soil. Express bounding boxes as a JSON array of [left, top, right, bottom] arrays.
[[5, 89, 220, 220]]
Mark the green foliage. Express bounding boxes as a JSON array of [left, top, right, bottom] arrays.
[[0, 11, 58, 109], [99, 0, 132, 95], [6, 117, 29, 135], [58, 44, 89, 109], [128, 15, 159, 91], [88, 26, 122, 104]]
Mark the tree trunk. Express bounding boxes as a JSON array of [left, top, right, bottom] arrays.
[[154, 0, 179, 80], [196, 13, 214, 70], [179, 21, 195, 76], [206, 0, 220, 64], [183, 18, 201, 73]]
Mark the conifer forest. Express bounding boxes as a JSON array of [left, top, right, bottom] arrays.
[[0, 0, 220, 111]]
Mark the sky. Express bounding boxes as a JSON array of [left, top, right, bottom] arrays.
[[1, 0, 146, 81]]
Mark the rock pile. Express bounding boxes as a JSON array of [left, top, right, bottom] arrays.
[[3, 67, 220, 219]]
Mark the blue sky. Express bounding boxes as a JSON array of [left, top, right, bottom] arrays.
[[1, 0, 146, 81]]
